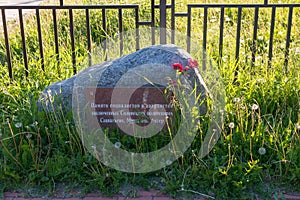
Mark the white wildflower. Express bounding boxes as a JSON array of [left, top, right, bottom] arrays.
[[295, 48, 300, 55], [233, 97, 241, 104], [180, 184, 184, 191], [256, 78, 266, 83]]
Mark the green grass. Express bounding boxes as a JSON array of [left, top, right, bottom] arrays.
[[0, 0, 300, 199]]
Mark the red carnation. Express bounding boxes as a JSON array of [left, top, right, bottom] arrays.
[[172, 63, 183, 72], [188, 59, 199, 68]]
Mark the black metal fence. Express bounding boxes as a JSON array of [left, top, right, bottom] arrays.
[[1, 0, 299, 80]]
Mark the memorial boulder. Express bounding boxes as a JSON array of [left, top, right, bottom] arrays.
[[38, 44, 209, 121]]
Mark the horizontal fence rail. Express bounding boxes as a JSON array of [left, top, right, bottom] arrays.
[[0, 1, 299, 80]]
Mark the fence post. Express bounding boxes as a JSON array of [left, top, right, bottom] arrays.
[[160, 0, 167, 44], [60, 0, 64, 6]]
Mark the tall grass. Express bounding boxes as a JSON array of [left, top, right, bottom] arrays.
[[0, 0, 299, 198]]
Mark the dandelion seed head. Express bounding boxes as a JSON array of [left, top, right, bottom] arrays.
[[166, 160, 172, 165], [91, 145, 96, 150], [105, 173, 109, 177], [251, 104, 259, 111], [228, 122, 235, 129], [258, 147, 266, 155], [15, 122, 23, 128], [26, 133, 32, 139], [296, 124, 300, 130], [114, 142, 121, 149]]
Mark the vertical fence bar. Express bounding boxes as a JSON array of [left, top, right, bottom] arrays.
[[268, 6, 276, 66], [235, 7, 242, 79], [36, 9, 45, 71], [187, 6, 191, 53], [251, 7, 259, 67], [52, 9, 60, 72], [60, 0, 64, 6], [86, 9, 92, 66], [202, 7, 208, 71], [284, 6, 293, 70], [69, 9, 76, 74], [19, 9, 29, 77], [102, 8, 107, 61], [135, 7, 140, 51], [151, 0, 155, 45], [171, 0, 175, 44], [219, 7, 224, 59], [1, 9, 13, 80], [160, 0, 167, 44], [118, 8, 123, 56]]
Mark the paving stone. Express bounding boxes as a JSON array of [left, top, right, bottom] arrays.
[[83, 197, 117, 200], [118, 197, 153, 200], [283, 194, 300, 200], [4, 192, 24, 197], [152, 197, 174, 200]]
